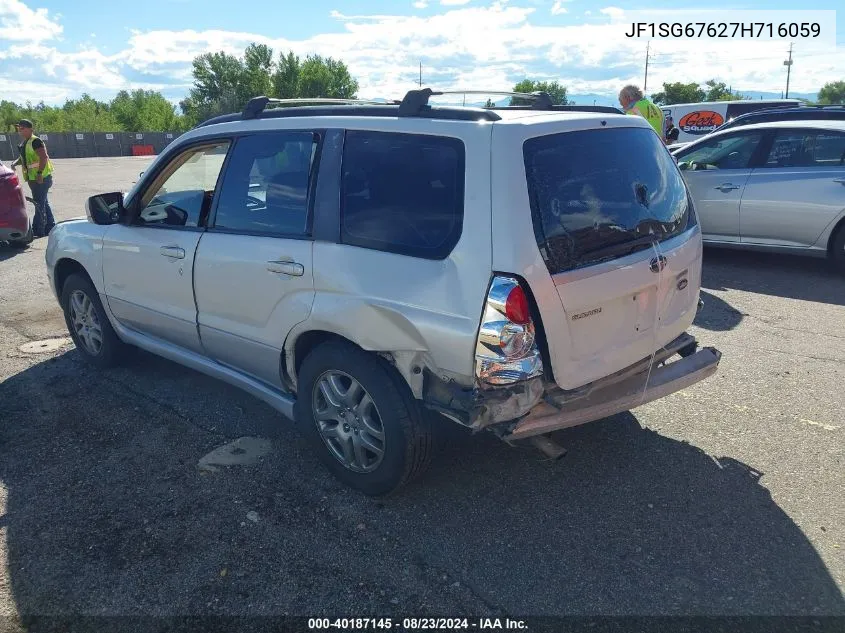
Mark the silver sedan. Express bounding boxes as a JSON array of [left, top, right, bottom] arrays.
[[673, 120, 845, 271]]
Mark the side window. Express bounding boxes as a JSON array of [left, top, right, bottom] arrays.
[[811, 132, 845, 167], [340, 131, 465, 260], [677, 132, 762, 171], [137, 142, 229, 227], [214, 131, 318, 235], [763, 131, 816, 168]]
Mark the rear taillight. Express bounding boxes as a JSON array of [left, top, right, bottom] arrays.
[[474, 276, 543, 386], [504, 285, 530, 324], [0, 174, 24, 208]]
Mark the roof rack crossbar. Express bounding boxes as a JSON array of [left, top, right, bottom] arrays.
[[242, 96, 395, 119], [399, 88, 554, 116]]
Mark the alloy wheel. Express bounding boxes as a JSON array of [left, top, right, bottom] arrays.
[[312, 371, 386, 473]]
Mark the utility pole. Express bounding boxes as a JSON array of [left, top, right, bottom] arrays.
[[419, 62, 422, 87], [643, 41, 650, 93], [783, 42, 793, 98]]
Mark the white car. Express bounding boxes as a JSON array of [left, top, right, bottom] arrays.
[[673, 120, 845, 270], [46, 89, 721, 495]]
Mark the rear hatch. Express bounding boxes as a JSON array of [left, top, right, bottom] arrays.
[[492, 116, 701, 391]]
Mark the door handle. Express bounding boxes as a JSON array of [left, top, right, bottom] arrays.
[[714, 183, 741, 192], [266, 259, 304, 277], [160, 245, 185, 259], [833, 178, 845, 185]]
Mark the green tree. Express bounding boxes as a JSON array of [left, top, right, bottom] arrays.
[[273, 51, 301, 98], [182, 45, 360, 125], [112, 90, 186, 132], [651, 82, 705, 105], [1, 100, 22, 132], [61, 94, 120, 131], [297, 54, 358, 99], [182, 51, 248, 123], [243, 43, 275, 98], [818, 80, 845, 104], [511, 79, 570, 106], [704, 79, 747, 102]]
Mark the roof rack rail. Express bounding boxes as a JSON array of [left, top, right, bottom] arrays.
[[399, 88, 554, 116], [493, 104, 624, 115], [242, 96, 395, 119]]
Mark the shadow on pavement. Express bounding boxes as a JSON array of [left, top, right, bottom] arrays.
[[701, 247, 845, 306], [694, 289, 745, 331], [0, 242, 31, 262], [1, 350, 843, 619]]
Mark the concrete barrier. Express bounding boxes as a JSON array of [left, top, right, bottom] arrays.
[[1, 130, 182, 161]]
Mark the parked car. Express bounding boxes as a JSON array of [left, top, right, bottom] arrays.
[[673, 120, 845, 270], [660, 99, 801, 144], [0, 160, 33, 247], [666, 106, 845, 153], [46, 90, 721, 495], [712, 105, 845, 134]]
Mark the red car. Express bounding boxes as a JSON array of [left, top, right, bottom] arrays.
[[0, 160, 32, 247]]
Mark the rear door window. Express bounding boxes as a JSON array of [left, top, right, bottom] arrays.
[[213, 131, 319, 235], [340, 130, 465, 260], [763, 130, 845, 168], [524, 127, 692, 274], [813, 132, 845, 166]]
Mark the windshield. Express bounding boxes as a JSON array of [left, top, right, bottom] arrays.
[[524, 127, 692, 274]]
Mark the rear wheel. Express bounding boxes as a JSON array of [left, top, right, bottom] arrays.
[[296, 341, 433, 496], [831, 224, 845, 274], [9, 226, 33, 248], [61, 273, 125, 367]]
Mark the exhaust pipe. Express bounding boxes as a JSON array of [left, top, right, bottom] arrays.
[[528, 434, 567, 460]]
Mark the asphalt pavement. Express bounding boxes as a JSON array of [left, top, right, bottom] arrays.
[[0, 158, 842, 623]]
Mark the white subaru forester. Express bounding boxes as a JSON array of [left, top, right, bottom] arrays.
[[46, 89, 721, 495]]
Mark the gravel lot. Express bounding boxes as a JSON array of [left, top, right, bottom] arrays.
[[0, 157, 843, 623]]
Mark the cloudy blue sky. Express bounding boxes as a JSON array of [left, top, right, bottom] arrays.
[[1, 0, 842, 106]]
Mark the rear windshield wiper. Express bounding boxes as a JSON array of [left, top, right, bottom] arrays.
[[578, 234, 658, 262]]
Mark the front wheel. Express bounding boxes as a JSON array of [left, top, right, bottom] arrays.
[[61, 273, 125, 367], [296, 341, 433, 496]]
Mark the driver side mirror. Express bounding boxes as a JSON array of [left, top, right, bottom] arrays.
[[86, 191, 126, 225]]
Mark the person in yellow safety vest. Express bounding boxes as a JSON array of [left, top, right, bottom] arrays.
[[618, 85, 665, 139], [11, 119, 55, 237]]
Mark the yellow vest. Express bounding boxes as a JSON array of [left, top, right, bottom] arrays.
[[22, 136, 53, 182], [626, 98, 664, 137]]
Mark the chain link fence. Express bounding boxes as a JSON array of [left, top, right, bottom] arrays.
[[0, 131, 181, 162]]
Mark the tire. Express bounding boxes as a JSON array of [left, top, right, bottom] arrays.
[[831, 224, 845, 274], [296, 341, 433, 496], [60, 273, 125, 367], [9, 226, 33, 248]]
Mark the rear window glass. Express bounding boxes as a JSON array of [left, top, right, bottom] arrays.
[[524, 127, 691, 274]]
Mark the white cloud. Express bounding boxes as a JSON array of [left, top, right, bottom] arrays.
[[0, 0, 62, 42], [551, 1, 569, 15], [440, 0, 471, 5], [599, 7, 624, 18], [413, 0, 428, 7], [1, 0, 842, 106]]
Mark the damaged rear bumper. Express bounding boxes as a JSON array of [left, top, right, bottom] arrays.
[[423, 333, 721, 436], [503, 345, 720, 441]]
